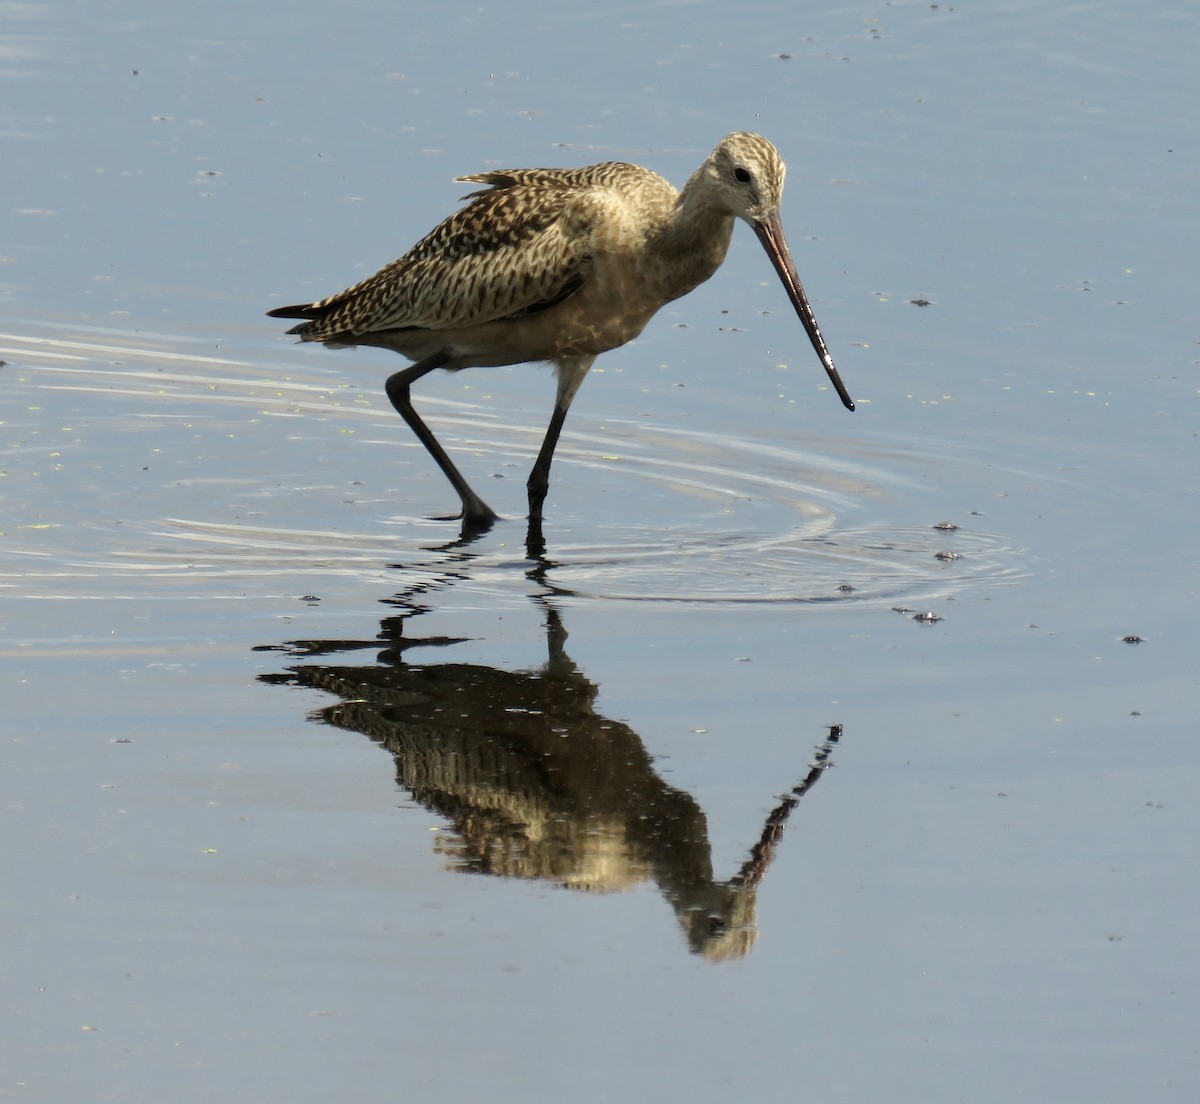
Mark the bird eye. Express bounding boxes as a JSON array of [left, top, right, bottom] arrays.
[[734, 166, 752, 184]]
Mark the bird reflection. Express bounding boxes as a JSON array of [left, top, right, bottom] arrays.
[[258, 597, 841, 961]]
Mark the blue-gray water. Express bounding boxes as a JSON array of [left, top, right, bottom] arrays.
[[3, 2, 1197, 1101]]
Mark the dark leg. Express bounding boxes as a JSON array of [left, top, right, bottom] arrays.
[[523, 357, 593, 554], [385, 352, 498, 532], [526, 401, 570, 522], [523, 404, 569, 560]]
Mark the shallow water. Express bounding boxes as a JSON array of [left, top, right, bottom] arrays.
[[3, 2, 1198, 1102]]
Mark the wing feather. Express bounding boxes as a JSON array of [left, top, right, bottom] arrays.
[[275, 166, 644, 343]]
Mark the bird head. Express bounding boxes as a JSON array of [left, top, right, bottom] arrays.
[[706, 132, 788, 225]]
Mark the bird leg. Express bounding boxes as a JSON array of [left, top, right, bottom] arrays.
[[523, 402, 570, 560], [526, 357, 594, 525], [527, 401, 569, 522], [384, 352, 498, 532]]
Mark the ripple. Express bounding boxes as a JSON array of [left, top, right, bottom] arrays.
[[535, 524, 1020, 606], [522, 422, 1023, 605], [1, 324, 1028, 608]]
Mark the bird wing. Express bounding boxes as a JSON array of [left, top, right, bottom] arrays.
[[277, 168, 629, 343]]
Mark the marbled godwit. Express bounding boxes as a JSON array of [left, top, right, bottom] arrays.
[[268, 132, 853, 534]]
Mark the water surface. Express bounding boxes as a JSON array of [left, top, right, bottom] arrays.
[[3, 2, 1197, 1102]]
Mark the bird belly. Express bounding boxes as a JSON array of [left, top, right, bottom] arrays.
[[382, 280, 661, 369]]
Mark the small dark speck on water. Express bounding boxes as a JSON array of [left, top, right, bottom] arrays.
[[913, 611, 943, 624], [1121, 635, 1144, 645], [934, 551, 962, 561], [837, 584, 854, 592], [910, 298, 932, 307], [299, 594, 321, 603], [932, 521, 959, 531]]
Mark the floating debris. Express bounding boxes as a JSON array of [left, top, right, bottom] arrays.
[[912, 611, 943, 624], [934, 550, 962, 561], [931, 521, 959, 532]]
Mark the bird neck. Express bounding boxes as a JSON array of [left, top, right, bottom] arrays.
[[654, 170, 737, 300]]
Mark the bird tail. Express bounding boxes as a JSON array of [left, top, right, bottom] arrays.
[[265, 302, 329, 338]]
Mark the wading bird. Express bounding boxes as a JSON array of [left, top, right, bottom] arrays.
[[268, 132, 854, 536]]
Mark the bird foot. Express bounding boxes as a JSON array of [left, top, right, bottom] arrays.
[[525, 519, 547, 561], [446, 505, 500, 538]]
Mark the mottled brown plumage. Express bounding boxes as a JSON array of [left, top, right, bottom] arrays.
[[268, 133, 853, 540]]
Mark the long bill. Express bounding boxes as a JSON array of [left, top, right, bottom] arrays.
[[753, 214, 855, 412]]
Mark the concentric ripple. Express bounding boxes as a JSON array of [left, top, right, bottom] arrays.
[[1, 324, 1027, 609], [518, 420, 1024, 605]]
